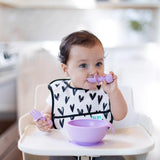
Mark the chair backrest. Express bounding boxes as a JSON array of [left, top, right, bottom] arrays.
[[34, 83, 50, 111], [34, 84, 138, 128], [113, 86, 139, 128]]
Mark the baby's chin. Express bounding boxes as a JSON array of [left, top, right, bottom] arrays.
[[84, 83, 98, 90], [71, 82, 98, 90]]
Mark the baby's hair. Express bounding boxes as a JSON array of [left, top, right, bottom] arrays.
[[59, 30, 103, 64]]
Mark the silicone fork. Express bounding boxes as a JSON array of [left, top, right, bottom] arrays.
[[87, 74, 113, 85], [30, 108, 53, 125]]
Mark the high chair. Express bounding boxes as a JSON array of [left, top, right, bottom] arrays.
[[18, 83, 154, 160]]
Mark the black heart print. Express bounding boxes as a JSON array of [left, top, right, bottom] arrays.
[[77, 108, 83, 115], [103, 112, 108, 119], [58, 107, 64, 115], [79, 95, 84, 102], [85, 89, 89, 93], [70, 116, 75, 120], [54, 93, 59, 101], [59, 119, 64, 128], [89, 93, 96, 100], [98, 95, 103, 104], [65, 96, 70, 104], [103, 103, 108, 110], [70, 104, 75, 112], [72, 88, 77, 96], [62, 85, 68, 92], [97, 85, 101, 90], [86, 104, 92, 113], [55, 83, 60, 87]]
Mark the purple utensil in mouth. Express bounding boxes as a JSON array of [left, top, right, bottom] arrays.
[[87, 74, 113, 85], [30, 108, 53, 126]]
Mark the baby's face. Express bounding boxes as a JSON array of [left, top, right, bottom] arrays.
[[64, 44, 104, 90]]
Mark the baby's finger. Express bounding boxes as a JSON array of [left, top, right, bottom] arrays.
[[101, 79, 108, 87], [39, 125, 51, 132], [109, 71, 117, 80], [36, 119, 45, 125], [109, 71, 114, 77], [37, 122, 51, 132], [40, 119, 50, 125], [43, 114, 51, 119], [36, 119, 49, 128]]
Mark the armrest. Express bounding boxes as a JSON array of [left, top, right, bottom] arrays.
[[18, 113, 34, 136], [113, 111, 153, 136], [137, 113, 153, 136]]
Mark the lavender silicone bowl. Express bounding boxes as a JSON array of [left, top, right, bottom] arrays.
[[66, 119, 114, 146]]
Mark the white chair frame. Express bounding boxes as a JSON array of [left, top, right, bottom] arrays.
[[19, 84, 153, 160]]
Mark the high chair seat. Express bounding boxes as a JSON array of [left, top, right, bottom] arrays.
[[18, 84, 154, 160]]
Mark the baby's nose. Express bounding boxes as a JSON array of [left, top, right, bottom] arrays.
[[90, 67, 98, 76]]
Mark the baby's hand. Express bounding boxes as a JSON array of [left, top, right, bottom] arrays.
[[36, 114, 52, 132], [102, 71, 118, 95]]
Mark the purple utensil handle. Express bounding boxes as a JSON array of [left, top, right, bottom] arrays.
[[36, 116, 53, 126], [87, 74, 113, 84], [30, 109, 53, 126], [34, 116, 53, 126], [34, 116, 46, 122], [105, 74, 113, 83]]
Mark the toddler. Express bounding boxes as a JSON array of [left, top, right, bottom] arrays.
[[36, 30, 127, 160]]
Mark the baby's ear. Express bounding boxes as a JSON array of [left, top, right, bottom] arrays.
[[61, 63, 69, 76]]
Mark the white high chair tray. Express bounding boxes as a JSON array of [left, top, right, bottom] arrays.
[[18, 125, 154, 156]]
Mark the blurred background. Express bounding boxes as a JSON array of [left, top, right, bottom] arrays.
[[0, 0, 160, 159]]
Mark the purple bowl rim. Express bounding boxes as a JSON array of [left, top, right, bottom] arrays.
[[67, 119, 110, 129]]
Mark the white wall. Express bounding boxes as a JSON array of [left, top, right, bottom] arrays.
[[0, 6, 157, 47]]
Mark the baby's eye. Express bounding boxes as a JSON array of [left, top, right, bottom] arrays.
[[80, 63, 87, 68], [96, 62, 103, 67]]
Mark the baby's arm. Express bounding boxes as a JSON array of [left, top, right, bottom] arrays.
[[102, 71, 128, 121], [35, 105, 52, 132]]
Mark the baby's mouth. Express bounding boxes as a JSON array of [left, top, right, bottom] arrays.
[[87, 74, 99, 84]]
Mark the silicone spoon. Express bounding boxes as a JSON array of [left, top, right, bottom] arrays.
[[30, 108, 53, 125], [87, 74, 113, 85]]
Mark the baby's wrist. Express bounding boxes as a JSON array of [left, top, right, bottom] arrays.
[[43, 113, 51, 119], [107, 87, 119, 97]]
